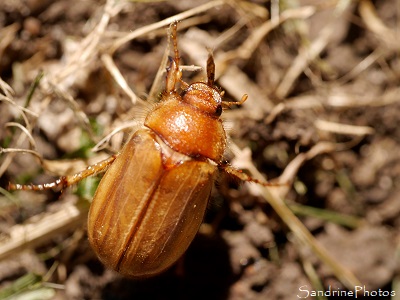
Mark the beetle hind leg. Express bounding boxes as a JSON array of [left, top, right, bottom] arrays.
[[221, 164, 285, 187]]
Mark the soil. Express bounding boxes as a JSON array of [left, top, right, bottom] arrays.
[[0, 1, 399, 300]]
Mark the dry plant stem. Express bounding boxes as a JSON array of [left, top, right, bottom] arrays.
[[0, 90, 38, 177], [314, 119, 375, 136], [0, 132, 43, 177], [270, 0, 280, 27], [0, 77, 14, 98], [0, 203, 87, 261], [212, 18, 248, 50], [221, 5, 315, 62], [108, 0, 224, 54], [259, 177, 360, 290], [0, 96, 39, 120], [278, 142, 337, 191], [337, 48, 383, 85], [53, 0, 123, 83], [275, 23, 334, 99], [297, 242, 326, 299], [0, 148, 43, 164], [264, 102, 285, 124], [47, 82, 93, 139], [5, 123, 37, 149], [288, 204, 363, 229], [219, 65, 272, 118], [215, 6, 315, 116], [0, 23, 19, 61], [231, 142, 361, 289], [1, 75, 90, 179], [1, 1, 119, 178], [359, 0, 400, 50], [91, 120, 140, 153], [326, 86, 400, 107], [275, 2, 353, 99], [101, 53, 141, 105]]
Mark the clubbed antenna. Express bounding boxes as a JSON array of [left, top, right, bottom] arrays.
[[206, 49, 215, 87]]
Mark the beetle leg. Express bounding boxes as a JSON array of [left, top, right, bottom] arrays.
[[165, 57, 179, 93], [8, 155, 118, 192], [221, 163, 284, 187], [165, 22, 181, 93], [165, 22, 189, 93]]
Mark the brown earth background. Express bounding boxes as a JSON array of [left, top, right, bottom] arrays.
[[0, 1, 399, 299]]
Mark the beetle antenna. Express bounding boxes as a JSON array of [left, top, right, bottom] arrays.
[[222, 94, 248, 108], [206, 48, 215, 87]]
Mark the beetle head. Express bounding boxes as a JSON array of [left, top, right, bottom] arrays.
[[183, 83, 222, 117]]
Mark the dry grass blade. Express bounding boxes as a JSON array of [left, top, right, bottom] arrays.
[[0, 203, 87, 261], [91, 120, 140, 153], [221, 5, 315, 63], [262, 179, 360, 290], [231, 141, 361, 289], [0, 77, 14, 98], [5, 123, 37, 149], [315, 119, 375, 136], [337, 48, 383, 84], [0, 23, 20, 63], [0, 148, 43, 164], [108, 0, 224, 54], [275, 2, 353, 99], [0, 142, 43, 177], [277, 142, 337, 189], [276, 23, 335, 99], [326, 85, 400, 107], [359, 0, 400, 50], [101, 53, 140, 105], [52, 0, 124, 84], [288, 203, 364, 229]]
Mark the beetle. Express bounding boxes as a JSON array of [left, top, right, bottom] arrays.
[[8, 22, 271, 278]]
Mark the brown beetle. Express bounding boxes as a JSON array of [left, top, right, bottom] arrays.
[[9, 22, 269, 278]]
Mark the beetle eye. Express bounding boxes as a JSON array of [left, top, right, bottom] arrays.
[[215, 105, 222, 116]]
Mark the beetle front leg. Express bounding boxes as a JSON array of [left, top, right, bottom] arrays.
[[165, 22, 189, 94]]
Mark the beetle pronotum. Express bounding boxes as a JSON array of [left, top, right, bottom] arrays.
[[9, 22, 275, 278]]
